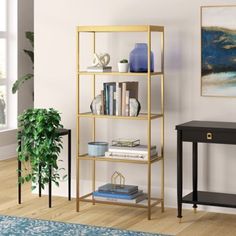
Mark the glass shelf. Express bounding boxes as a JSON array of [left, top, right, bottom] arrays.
[[78, 71, 163, 76], [78, 154, 163, 164], [78, 112, 163, 120], [79, 192, 163, 209]]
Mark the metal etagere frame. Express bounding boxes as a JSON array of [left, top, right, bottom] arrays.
[[76, 25, 164, 220]]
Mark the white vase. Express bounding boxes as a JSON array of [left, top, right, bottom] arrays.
[[118, 63, 129, 72]]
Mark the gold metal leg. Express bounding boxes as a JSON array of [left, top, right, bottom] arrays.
[[147, 27, 152, 221], [76, 157, 80, 212], [76, 30, 80, 212], [92, 32, 96, 206], [161, 200, 164, 213], [92, 160, 96, 205], [194, 208, 197, 214]]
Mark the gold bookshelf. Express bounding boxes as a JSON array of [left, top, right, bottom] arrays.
[[76, 25, 165, 220]]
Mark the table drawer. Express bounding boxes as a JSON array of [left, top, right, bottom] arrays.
[[182, 130, 236, 144]]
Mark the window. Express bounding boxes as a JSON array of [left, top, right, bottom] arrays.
[[0, 0, 7, 129], [0, 0, 17, 130]]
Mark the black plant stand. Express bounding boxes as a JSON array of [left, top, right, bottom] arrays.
[[18, 128, 71, 208]]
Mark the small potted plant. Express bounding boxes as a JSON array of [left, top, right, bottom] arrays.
[[118, 59, 129, 72]]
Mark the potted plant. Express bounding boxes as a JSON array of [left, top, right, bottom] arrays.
[[17, 108, 66, 190], [118, 59, 129, 72]]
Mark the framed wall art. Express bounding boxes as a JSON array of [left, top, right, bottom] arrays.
[[201, 5, 236, 97]]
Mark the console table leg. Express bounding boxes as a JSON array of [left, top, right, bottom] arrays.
[[49, 165, 52, 208], [68, 129, 71, 201], [39, 164, 42, 197], [177, 130, 183, 219], [18, 138, 22, 205], [193, 142, 198, 212]]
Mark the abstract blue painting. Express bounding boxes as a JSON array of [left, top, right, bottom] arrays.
[[201, 6, 236, 97]]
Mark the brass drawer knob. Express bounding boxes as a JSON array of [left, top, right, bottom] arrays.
[[207, 132, 212, 140]]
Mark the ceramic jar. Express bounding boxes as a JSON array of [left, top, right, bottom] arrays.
[[129, 43, 154, 72]]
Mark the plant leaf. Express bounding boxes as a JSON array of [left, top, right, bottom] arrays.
[[12, 74, 34, 93], [23, 49, 34, 64], [25, 31, 34, 48]]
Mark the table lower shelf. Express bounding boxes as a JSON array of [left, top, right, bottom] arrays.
[[79, 192, 162, 209], [182, 191, 236, 208]]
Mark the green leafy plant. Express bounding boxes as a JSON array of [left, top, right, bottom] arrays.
[[17, 108, 66, 190], [12, 31, 34, 94], [119, 59, 128, 63]]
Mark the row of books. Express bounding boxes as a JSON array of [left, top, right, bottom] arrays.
[[101, 82, 138, 116], [104, 145, 157, 161], [93, 183, 147, 204]]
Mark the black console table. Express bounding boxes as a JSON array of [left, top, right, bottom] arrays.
[[18, 128, 71, 208], [176, 121, 236, 220]]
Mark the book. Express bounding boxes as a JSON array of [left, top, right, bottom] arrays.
[[122, 83, 126, 116], [103, 83, 109, 115], [98, 183, 138, 194], [109, 85, 114, 115], [125, 90, 130, 116], [115, 82, 122, 116], [108, 145, 157, 155], [93, 190, 143, 200], [103, 82, 116, 115], [101, 90, 104, 115], [105, 151, 157, 161], [87, 66, 112, 72], [126, 81, 139, 99], [94, 193, 147, 204]]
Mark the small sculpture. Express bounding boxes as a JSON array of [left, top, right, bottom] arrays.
[[111, 171, 125, 188], [129, 98, 141, 116], [90, 95, 102, 115], [92, 53, 110, 67]]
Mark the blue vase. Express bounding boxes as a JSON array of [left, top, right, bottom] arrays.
[[129, 43, 154, 72]]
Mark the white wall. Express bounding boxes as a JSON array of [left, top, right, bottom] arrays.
[[35, 0, 236, 213]]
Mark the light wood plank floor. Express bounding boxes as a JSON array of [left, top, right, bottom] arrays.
[[1, 158, 236, 235]]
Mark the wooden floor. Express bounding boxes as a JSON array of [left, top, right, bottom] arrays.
[[1, 158, 236, 236]]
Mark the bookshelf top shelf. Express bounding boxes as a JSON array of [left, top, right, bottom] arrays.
[[78, 71, 163, 76], [77, 25, 164, 33]]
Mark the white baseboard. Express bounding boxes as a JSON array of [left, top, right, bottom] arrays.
[[0, 143, 17, 160], [34, 180, 236, 215]]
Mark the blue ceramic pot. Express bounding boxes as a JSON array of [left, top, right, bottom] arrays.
[[88, 142, 108, 156], [129, 43, 154, 72]]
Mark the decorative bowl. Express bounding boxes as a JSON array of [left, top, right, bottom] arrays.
[[88, 142, 108, 156]]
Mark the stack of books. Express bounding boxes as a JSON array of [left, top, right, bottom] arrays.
[[86, 66, 112, 72], [100, 81, 139, 116], [105, 145, 157, 161], [93, 183, 147, 203]]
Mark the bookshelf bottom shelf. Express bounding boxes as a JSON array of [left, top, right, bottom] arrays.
[[79, 192, 163, 209]]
